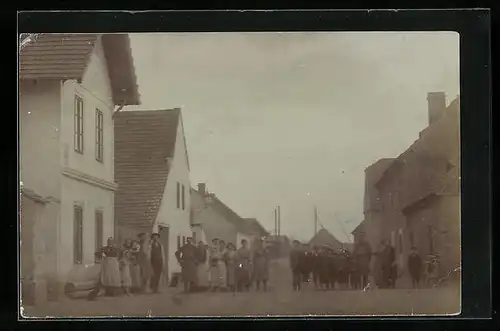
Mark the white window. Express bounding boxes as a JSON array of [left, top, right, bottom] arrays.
[[74, 96, 84, 153]]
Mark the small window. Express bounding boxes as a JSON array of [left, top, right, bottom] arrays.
[[74, 96, 84, 153], [95, 210, 103, 252], [95, 109, 104, 162], [177, 235, 181, 250], [176, 182, 181, 209], [181, 184, 186, 210], [74, 205, 84, 264]]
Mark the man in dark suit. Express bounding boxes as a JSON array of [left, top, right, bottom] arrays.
[[149, 233, 165, 293]]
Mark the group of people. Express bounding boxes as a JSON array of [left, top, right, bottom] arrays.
[[289, 233, 427, 291], [176, 237, 270, 293], [88, 232, 166, 300]]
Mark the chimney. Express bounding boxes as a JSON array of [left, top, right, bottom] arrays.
[[197, 183, 206, 196], [427, 92, 446, 125]]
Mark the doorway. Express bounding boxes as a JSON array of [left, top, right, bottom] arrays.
[[158, 226, 170, 285]]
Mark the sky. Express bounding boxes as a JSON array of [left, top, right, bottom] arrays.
[[125, 32, 459, 243]]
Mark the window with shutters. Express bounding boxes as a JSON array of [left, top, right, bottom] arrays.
[[95, 210, 103, 252], [74, 96, 84, 153], [95, 109, 104, 162], [182, 236, 186, 246], [74, 205, 84, 264], [181, 184, 186, 210], [177, 235, 181, 250]]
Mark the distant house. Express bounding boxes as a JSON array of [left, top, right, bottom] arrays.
[[190, 183, 237, 246], [308, 228, 344, 250], [19, 33, 140, 300], [374, 92, 460, 284], [114, 108, 191, 281]]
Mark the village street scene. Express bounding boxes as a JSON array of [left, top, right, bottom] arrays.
[[19, 32, 460, 318]]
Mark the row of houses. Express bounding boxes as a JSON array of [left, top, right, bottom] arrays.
[[19, 33, 267, 304], [352, 92, 460, 286]]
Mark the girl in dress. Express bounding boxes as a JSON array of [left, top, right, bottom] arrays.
[[224, 243, 238, 292], [208, 239, 223, 291], [129, 240, 142, 293], [119, 238, 133, 296], [100, 237, 122, 296], [218, 240, 228, 290]]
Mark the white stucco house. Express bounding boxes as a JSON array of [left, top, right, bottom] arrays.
[[191, 183, 268, 250], [19, 33, 141, 300], [114, 108, 192, 282]]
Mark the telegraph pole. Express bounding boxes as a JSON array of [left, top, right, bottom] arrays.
[[277, 205, 281, 237]]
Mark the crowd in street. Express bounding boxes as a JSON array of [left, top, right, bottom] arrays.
[[86, 233, 272, 301], [289, 233, 437, 291], [83, 231, 439, 301]]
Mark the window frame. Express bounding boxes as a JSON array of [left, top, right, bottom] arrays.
[[95, 109, 104, 163], [74, 95, 84, 154], [181, 184, 186, 210], [95, 209, 103, 253], [73, 204, 84, 265]]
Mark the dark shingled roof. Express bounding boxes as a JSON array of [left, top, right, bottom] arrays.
[[114, 109, 181, 228], [19, 33, 140, 106], [308, 228, 343, 249]]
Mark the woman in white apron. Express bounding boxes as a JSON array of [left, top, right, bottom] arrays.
[[100, 237, 122, 296]]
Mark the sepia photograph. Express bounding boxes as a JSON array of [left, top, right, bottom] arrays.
[[19, 31, 461, 318]]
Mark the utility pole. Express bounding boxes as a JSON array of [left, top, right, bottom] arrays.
[[274, 208, 277, 237], [277, 205, 281, 237]]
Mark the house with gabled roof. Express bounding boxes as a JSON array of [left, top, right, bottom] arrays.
[[308, 228, 344, 250], [373, 92, 460, 287], [191, 183, 267, 249], [19, 33, 140, 301], [114, 108, 191, 281]]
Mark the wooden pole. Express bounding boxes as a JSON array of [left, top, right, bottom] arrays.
[[278, 205, 281, 237]]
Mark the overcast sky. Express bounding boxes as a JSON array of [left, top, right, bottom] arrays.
[[126, 32, 459, 242]]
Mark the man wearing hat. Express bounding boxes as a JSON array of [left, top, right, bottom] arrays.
[[175, 236, 198, 293], [149, 233, 165, 293]]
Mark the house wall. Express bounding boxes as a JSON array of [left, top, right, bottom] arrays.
[[57, 38, 116, 280], [191, 190, 237, 246], [406, 195, 460, 281], [59, 177, 115, 277], [154, 116, 192, 277], [375, 97, 460, 287], [19, 81, 63, 298], [19, 80, 62, 200]]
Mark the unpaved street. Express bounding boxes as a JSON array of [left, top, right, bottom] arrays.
[[23, 259, 460, 318]]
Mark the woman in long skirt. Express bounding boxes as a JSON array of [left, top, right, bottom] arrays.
[[225, 243, 238, 292], [236, 239, 253, 292], [100, 237, 122, 296], [120, 239, 133, 295], [208, 240, 223, 291], [253, 240, 269, 291], [129, 240, 142, 293], [218, 240, 228, 290]]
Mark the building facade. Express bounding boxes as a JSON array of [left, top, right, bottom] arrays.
[[371, 92, 460, 286], [114, 108, 192, 281], [19, 33, 140, 299]]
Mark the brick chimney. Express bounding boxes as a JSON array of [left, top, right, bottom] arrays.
[[427, 92, 446, 125], [197, 183, 206, 196]]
